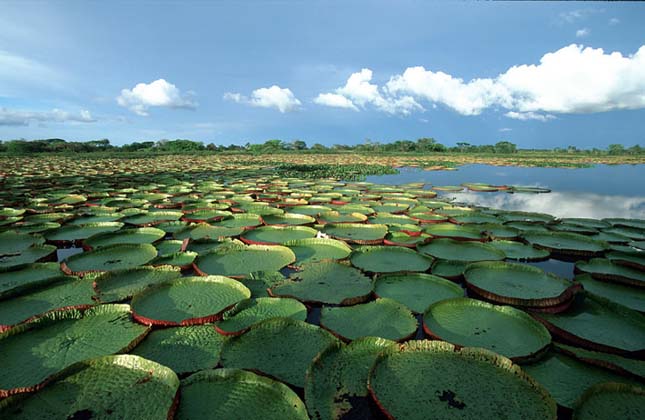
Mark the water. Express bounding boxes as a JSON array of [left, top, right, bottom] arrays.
[[366, 164, 645, 219]]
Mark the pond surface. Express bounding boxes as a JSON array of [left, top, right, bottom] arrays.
[[366, 164, 645, 219]]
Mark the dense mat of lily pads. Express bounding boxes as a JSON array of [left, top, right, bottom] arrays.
[[0, 155, 643, 419]]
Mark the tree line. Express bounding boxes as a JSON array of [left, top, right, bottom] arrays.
[[0, 137, 642, 155]]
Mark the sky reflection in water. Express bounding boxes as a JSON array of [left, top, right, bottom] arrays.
[[366, 164, 645, 219]]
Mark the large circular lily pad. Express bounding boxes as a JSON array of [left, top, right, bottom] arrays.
[[575, 274, 644, 312], [464, 261, 580, 309], [320, 298, 418, 341], [423, 298, 551, 361], [418, 238, 505, 262], [269, 261, 373, 305], [84, 227, 165, 249], [194, 244, 295, 277], [220, 318, 338, 387], [285, 237, 352, 265], [92, 265, 181, 302], [575, 258, 645, 287], [305, 337, 397, 420], [216, 297, 307, 335], [572, 383, 645, 419], [322, 223, 388, 244], [0, 304, 149, 397], [488, 239, 550, 261], [374, 272, 464, 313], [130, 325, 227, 374], [0, 355, 179, 419], [241, 225, 318, 245], [368, 340, 557, 420], [131, 276, 250, 326], [522, 231, 608, 256], [176, 368, 309, 420], [350, 246, 432, 273], [61, 243, 157, 275]]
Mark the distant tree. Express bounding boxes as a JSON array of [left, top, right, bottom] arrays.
[[290, 140, 307, 150], [311, 143, 327, 151], [494, 141, 517, 154], [607, 144, 625, 155]]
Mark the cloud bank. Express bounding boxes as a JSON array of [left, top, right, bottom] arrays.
[[117, 79, 197, 116], [315, 44, 645, 121], [0, 108, 95, 126], [224, 85, 301, 113]]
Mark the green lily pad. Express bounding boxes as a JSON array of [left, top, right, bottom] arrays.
[[522, 231, 608, 256], [0, 276, 94, 328], [0, 263, 62, 299], [350, 246, 432, 273], [423, 298, 551, 361], [523, 350, 642, 409], [176, 368, 308, 420], [535, 294, 645, 356], [418, 238, 505, 262], [270, 261, 372, 305], [220, 318, 338, 387], [0, 355, 179, 419], [130, 325, 227, 375], [285, 237, 352, 265], [194, 244, 295, 277], [369, 340, 557, 420], [320, 298, 417, 341], [0, 231, 45, 254], [62, 243, 157, 275], [575, 274, 644, 312], [0, 245, 56, 269], [241, 225, 318, 245], [488, 240, 550, 261], [93, 265, 182, 302], [573, 383, 645, 420], [374, 272, 464, 313], [240, 271, 286, 298], [464, 261, 578, 308], [0, 304, 149, 397], [84, 227, 165, 248], [216, 297, 307, 335], [45, 222, 124, 242], [305, 337, 397, 420], [322, 223, 388, 244], [131, 276, 250, 326], [423, 223, 483, 240], [576, 258, 645, 287]]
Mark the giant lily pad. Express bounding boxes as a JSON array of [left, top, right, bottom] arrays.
[[534, 294, 645, 356], [464, 261, 579, 309], [0, 355, 179, 419], [374, 272, 464, 313], [523, 350, 642, 409], [215, 297, 307, 335], [573, 383, 645, 420], [418, 238, 505, 262], [270, 261, 372, 305], [194, 244, 295, 277], [0, 263, 62, 299], [423, 223, 483, 240], [322, 223, 388, 244], [320, 298, 417, 341], [61, 243, 157, 275], [575, 258, 645, 287], [368, 340, 557, 420], [0, 276, 94, 329], [522, 231, 608, 256], [488, 239, 550, 261], [350, 246, 432, 273], [423, 298, 551, 361], [0, 231, 45, 254], [285, 237, 352, 265], [575, 274, 644, 312], [130, 325, 227, 374], [0, 304, 149, 397], [305, 337, 397, 420], [84, 227, 165, 249], [241, 225, 318, 245], [0, 245, 56, 269], [220, 318, 338, 387], [45, 222, 124, 242], [92, 265, 182, 302], [131, 276, 250, 326], [176, 368, 309, 420]]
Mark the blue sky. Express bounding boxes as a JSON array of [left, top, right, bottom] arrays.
[[1, 1, 645, 148]]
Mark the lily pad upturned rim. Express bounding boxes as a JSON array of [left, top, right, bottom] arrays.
[[0, 304, 150, 398], [0, 354, 180, 419], [130, 276, 251, 327], [575, 258, 645, 288], [423, 297, 552, 362], [572, 382, 645, 420], [367, 340, 558, 420], [464, 261, 582, 309]]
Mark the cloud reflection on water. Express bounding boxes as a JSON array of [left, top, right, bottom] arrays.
[[445, 191, 645, 219]]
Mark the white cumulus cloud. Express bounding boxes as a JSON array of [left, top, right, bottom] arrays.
[[316, 44, 645, 121], [576, 28, 590, 38], [0, 107, 96, 126], [224, 85, 301, 113], [315, 68, 422, 115], [117, 79, 197, 116]]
